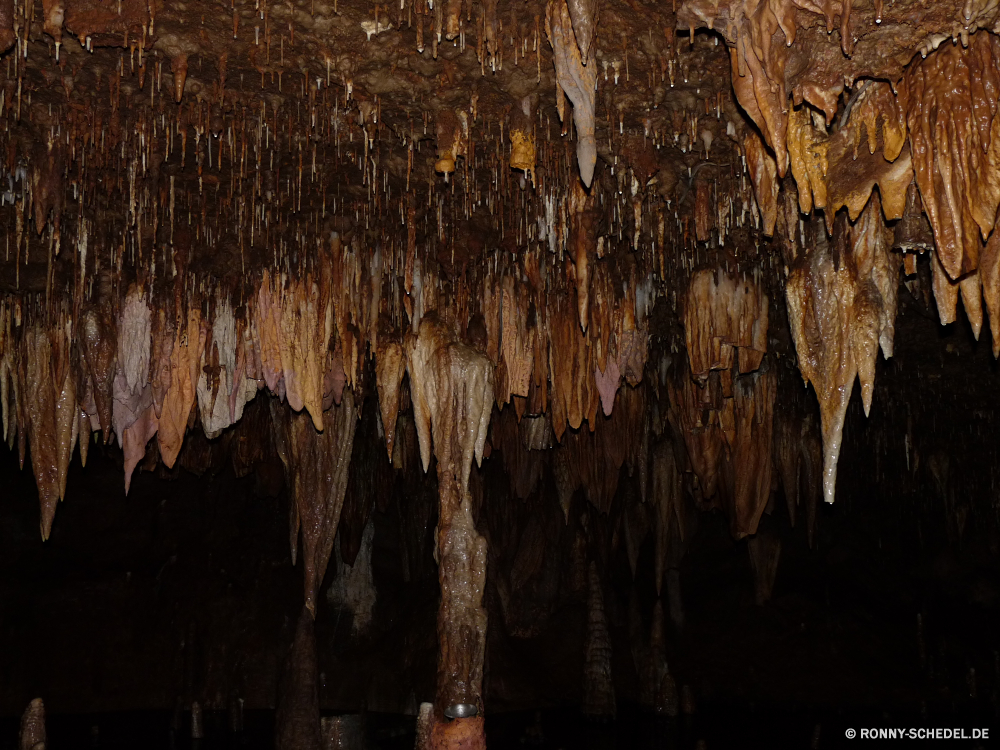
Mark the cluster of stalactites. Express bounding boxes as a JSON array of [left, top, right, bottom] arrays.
[[683, 266, 768, 383], [784, 196, 898, 505], [733, 29, 1000, 503], [0, 233, 651, 545], [673, 267, 775, 538], [904, 31, 1000, 357], [713, 0, 853, 178]]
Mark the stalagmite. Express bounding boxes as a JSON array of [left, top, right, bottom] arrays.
[[405, 313, 492, 748], [582, 561, 615, 718], [19, 698, 45, 750], [275, 607, 323, 750]]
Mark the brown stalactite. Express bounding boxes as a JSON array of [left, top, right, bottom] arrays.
[[980, 228, 1000, 356], [272, 388, 358, 617], [435, 109, 468, 175], [80, 305, 117, 445], [743, 129, 778, 236], [149, 308, 175, 420], [158, 308, 206, 469], [566, 0, 598, 60], [171, 55, 189, 104], [694, 179, 712, 242], [568, 171, 597, 335], [785, 198, 898, 505], [668, 346, 774, 538], [786, 105, 828, 215], [547, 0, 597, 186], [25, 325, 62, 540], [41, 0, 65, 49], [375, 334, 406, 461], [0, 0, 998, 723]]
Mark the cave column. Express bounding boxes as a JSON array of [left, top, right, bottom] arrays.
[[406, 315, 493, 750], [432, 428, 488, 745]]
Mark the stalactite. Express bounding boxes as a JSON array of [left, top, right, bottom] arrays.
[[25, 325, 62, 540], [743, 129, 778, 236], [565, 0, 597, 60], [547, 0, 597, 186], [435, 109, 468, 175], [726, 363, 775, 539], [159, 307, 206, 469], [329, 517, 377, 635], [375, 334, 406, 460], [0, 0, 15, 53], [785, 198, 898, 505], [272, 388, 358, 616], [80, 305, 117, 445]]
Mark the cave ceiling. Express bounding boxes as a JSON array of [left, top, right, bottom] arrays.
[[2, 0, 1000, 739]]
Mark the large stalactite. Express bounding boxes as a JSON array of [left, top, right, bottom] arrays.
[[272, 388, 358, 617]]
